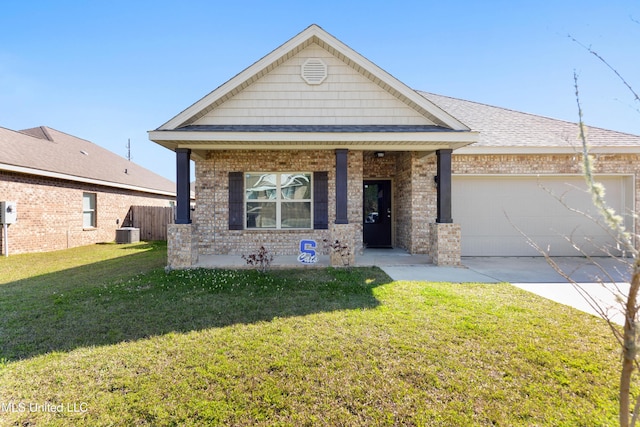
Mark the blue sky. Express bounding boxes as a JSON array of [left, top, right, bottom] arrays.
[[1, 1, 638, 181]]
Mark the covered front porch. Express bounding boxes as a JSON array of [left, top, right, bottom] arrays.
[[165, 146, 466, 269]]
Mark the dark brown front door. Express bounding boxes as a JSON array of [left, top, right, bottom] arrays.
[[363, 180, 392, 248]]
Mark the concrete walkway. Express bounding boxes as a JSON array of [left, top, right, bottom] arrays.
[[196, 249, 632, 325]]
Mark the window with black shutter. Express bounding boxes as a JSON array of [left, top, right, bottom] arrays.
[[228, 171, 329, 230], [313, 171, 328, 229]]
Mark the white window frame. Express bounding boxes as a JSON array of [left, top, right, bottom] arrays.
[[83, 192, 97, 228], [245, 172, 313, 230]]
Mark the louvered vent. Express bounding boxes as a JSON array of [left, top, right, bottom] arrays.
[[301, 58, 327, 85]]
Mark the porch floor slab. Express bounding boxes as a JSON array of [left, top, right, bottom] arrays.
[[194, 248, 431, 269]]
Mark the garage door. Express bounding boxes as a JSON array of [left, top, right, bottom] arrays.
[[452, 175, 632, 256]]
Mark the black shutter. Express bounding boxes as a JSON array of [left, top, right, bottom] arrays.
[[313, 171, 328, 230], [229, 172, 244, 230]]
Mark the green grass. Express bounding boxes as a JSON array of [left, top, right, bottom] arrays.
[[0, 242, 627, 426]]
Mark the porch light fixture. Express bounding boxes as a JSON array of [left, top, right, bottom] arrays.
[[375, 151, 385, 158]]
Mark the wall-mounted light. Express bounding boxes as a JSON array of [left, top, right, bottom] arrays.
[[375, 151, 385, 158]]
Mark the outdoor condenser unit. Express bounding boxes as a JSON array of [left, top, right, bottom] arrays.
[[0, 201, 17, 224]]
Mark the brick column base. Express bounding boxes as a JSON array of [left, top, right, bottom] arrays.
[[167, 224, 198, 269], [328, 223, 357, 267], [429, 223, 461, 266]]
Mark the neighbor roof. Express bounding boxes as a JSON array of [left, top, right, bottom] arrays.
[[0, 126, 177, 196], [420, 92, 640, 154]]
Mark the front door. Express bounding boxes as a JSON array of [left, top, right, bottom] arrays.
[[363, 180, 392, 248]]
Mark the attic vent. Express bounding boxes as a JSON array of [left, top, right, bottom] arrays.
[[80, 150, 89, 156], [301, 58, 327, 85]]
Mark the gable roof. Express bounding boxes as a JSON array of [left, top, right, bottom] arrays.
[[420, 92, 640, 153], [0, 126, 177, 196], [150, 24, 638, 156], [159, 25, 468, 132], [149, 25, 477, 155]]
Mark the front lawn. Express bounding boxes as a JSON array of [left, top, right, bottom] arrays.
[[0, 242, 622, 425]]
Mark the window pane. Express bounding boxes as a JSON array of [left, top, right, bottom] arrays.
[[83, 212, 95, 228], [281, 173, 311, 200], [83, 193, 95, 210], [364, 184, 380, 223], [281, 202, 311, 229], [246, 202, 276, 228], [245, 173, 277, 200]]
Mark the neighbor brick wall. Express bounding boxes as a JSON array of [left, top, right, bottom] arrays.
[[0, 171, 173, 255], [195, 149, 363, 256]]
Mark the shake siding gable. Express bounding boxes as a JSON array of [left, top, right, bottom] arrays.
[[194, 44, 434, 126]]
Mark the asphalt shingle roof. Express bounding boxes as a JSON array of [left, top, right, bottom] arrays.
[[419, 91, 640, 149], [0, 126, 176, 195]]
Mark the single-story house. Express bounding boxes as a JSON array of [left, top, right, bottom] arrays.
[[149, 24, 640, 268], [0, 125, 177, 254]]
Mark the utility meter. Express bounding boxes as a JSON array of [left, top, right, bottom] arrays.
[[0, 201, 17, 224]]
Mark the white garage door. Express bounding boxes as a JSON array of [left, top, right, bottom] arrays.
[[452, 175, 632, 256]]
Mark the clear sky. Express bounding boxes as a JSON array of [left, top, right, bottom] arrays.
[[1, 0, 638, 182]]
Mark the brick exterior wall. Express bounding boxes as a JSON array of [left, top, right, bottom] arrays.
[[167, 224, 198, 269], [174, 150, 639, 267], [363, 151, 437, 254], [429, 223, 462, 266], [0, 171, 173, 255], [195, 150, 363, 257]]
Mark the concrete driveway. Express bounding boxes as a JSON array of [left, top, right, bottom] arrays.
[[380, 256, 632, 325]]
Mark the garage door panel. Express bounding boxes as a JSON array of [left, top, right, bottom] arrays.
[[453, 175, 629, 256]]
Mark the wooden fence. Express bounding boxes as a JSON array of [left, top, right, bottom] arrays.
[[124, 206, 174, 241]]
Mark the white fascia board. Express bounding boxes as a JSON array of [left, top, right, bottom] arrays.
[[149, 130, 479, 144], [454, 145, 640, 155], [0, 163, 176, 197]]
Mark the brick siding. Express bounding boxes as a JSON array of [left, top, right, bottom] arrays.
[[194, 150, 363, 256], [0, 171, 173, 255], [174, 150, 639, 267]]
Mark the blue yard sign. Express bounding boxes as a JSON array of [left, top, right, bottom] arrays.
[[298, 239, 318, 264]]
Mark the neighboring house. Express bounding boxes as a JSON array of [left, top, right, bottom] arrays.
[[0, 126, 177, 254], [149, 24, 640, 268]]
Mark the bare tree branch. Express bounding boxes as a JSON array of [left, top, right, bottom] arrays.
[[569, 35, 640, 104]]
